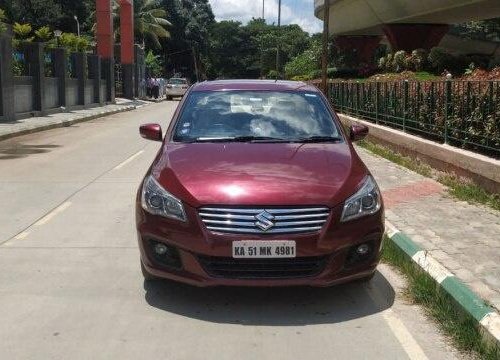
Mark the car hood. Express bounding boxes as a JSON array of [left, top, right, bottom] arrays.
[[151, 142, 367, 207]]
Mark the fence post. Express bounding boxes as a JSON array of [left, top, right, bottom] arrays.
[[26, 42, 46, 115], [101, 58, 115, 103], [0, 34, 15, 122], [53, 48, 67, 108], [339, 82, 344, 112], [375, 81, 380, 124], [74, 52, 87, 106], [444, 79, 451, 144], [87, 54, 101, 105], [403, 80, 409, 132], [356, 82, 360, 116]]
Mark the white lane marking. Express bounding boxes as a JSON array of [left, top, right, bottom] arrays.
[[367, 284, 429, 360], [34, 201, 72, 226], [14, 232, 30, 240], [382, 309, 430, 360], [113, 150, 144, 170]]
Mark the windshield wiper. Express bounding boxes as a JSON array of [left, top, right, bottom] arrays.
[[292, 136, 343, 143], [188, 136, 288, 143]]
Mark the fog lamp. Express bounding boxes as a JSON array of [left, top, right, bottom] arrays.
[[154, 243, 168, 256], [356, 244, 371, 256]]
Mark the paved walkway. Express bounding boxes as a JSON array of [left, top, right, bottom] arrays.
[[0, 98, 151, 141], [356, 146, 500, 311]]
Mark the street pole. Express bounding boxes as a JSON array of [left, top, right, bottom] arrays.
[[276, 0, 281, 78], [74, 15, 80, 37], [192, 46, 199, 82], [321, 0, 330, 94], [260, 0, 265, 78]]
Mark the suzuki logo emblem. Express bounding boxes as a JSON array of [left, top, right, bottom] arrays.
[[255, 210, 275, 231]]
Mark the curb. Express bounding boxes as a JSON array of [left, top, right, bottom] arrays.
[[385, 220, 500, 349], [0, 105, 138, 142]]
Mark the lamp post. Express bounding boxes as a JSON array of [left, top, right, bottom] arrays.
[[276, 0, 281, 78], [321, 0, 330, 94], [74, 15, 80, 37], [54, 29, 62, 47]]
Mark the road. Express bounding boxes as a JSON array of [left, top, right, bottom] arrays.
[[0, 102, 462, 360]]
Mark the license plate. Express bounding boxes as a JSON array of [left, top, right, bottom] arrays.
[[232, 241, 296, 258]]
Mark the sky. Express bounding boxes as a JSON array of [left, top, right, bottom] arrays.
[[209, 0, 323, 34]]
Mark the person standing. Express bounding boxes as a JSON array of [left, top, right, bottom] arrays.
[[152, 78, 160, 99]]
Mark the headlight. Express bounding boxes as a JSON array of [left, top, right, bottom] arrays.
[[340, 176, 381, 222], [141, 175, 187, 222]]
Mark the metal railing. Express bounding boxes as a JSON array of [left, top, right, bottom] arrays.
[[328, 80, 500, 158]]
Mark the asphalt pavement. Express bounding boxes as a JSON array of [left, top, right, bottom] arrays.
[[0, 101, 462, 360]]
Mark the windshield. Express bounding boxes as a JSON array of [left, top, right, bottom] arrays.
[[169, 78, 187, 85], [172, 91, 341, 142]]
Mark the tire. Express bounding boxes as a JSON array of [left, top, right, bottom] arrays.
[[141, 261, 158, 282]]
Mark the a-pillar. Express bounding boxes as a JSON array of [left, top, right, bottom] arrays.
[[383, 24, 449, 52], [120, 0, 135, 99], [96, 0, 115, 103], [335, 36, 382, 65]]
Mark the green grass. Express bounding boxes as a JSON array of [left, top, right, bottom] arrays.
[[358, 140, 500, 212], [382, 238, 500, 359], [358, 140, 433, 177], [438, 175, 500, 212], [414, 71, 441, 81]]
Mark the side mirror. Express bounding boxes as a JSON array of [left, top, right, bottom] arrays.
[[140, 123, 163, 142], [350, 124, 369, 142]]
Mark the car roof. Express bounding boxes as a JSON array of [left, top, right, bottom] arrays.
[[191, 79, 319, 93]]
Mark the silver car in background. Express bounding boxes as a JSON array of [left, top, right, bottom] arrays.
[[166, 78, 189, 100]]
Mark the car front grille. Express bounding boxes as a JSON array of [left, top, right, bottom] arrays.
[[198, 207, 330, 234], [198, 256, 328, 279]]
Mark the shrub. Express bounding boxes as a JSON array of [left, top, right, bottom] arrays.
[[393, 50, 407, 72], [34, 26, 52, 42], [385, 53, 394, 72], [291, 74, 313, 81], [59, 33, 91, 53], [378, 56, 386, 70], [411, 49, 428, 71], [13, 23, 33, 41], [284, 42, 321, 79], [267, 70, 279, 79], [0, 8, 7, 34], [428, 47, 453, 73]]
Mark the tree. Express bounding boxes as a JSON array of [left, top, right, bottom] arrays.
[[207, 21, 255, 79], [132, 0, 172, 48], [0, 8, 7, 34], [160, 0, 215, 81], [145, 49, 163, 76], [2, 0, 62, 29], [285, 39, 321, 79], [451, 18, 500, 41]]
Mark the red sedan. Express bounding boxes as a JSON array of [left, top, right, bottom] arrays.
[[137, 80, 384, 287]]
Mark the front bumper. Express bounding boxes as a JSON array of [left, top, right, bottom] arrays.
[[136, 203, 384, 287]]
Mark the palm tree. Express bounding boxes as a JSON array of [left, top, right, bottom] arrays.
[[133, 0, 171, 48]]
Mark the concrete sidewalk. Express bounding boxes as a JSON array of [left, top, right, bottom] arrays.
[[356, 145, 500, 311], [0, 98, 151, 141]]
